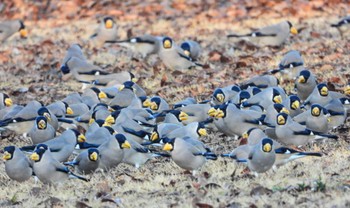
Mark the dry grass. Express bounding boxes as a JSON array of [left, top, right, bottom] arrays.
[[0, 1, 350, 207]]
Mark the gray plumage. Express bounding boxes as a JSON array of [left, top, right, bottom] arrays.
[[180, 40, 201, 60], [0, 20, 27, 42], [3, 146, 33, 182], [28, 116, 56, 144]]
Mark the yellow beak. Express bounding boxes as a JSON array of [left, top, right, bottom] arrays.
[[121, 141, 131, 149], [66, 107, 74, 115], [131, 78, 138, 83], [43, 112, 51, 121], [163, 40, 172, 49], [3, 151, 11, 160], [198, 128, 207, 136], [215, 109, 224, 119], [4, 98, 12, 107], [38, 120, 46, 129], [163, 143, 173, 151], [150, 102, 158, 110], [105, 115, 115, 125], [281, 107, 290, 114], [320, 86, 328, 96], [89, 152, 98, 161], [242, 132, 249, 139], [118, 85, 125, 91], [273, 95, 282, 104], [216, 93, 225, 103], [312, 107, 320, 116], [263, 143, 272, 152], [290, 27, 298, 35], [98, 91, 107, 99], [291, 100, 300, 110], [105, 19, 113, 29], [207, 108, 217, 117], [179, 111, 188, 121], [30, 152, 40, 161], [277, 115, 285, 125], [344, 85, 350, 95], [150, 132, 159, 142], [19, 29, 28, 38], [143, 99, 152, 107], [298, 76, 305, 83], [89, 118, 95, 125], [78, 134, 86, 143], [184, 50, 190, 57]]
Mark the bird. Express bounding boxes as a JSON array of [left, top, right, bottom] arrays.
[[60, 44, 87, 74], [303, 83, 333, 107], [228, 90, 251, 105], [263, 103, 290, 127], [179, 103, 211, 124], [241, 87, 284, 110], [240, 75, 279, 89], [106, 34, 162, 59], [227, 21, 298, 47], [47, 101, 74, 118], [64, 148, 100, 174], [180, 40, 201, 60], [28, 116, 56, 144], [148, 123, 182, 143], [158, 36, 203, 70], [293, 104, 330, 133], [324, 98, 347, 129], [221, 138, 276, 174], [30, 144, 89, 184], [0, 20, 27, 42], [214, 103, 264, 137], [0, 100, 43, 136], [3, 146, 33, 182], [274, 50, 305, 79], [331, 16, 350, 38], [90, 16, 118, 46], [149, 96, 170, 113], [97, 133, 131, 171], [21, 129, 86, 162], [165, 122, 208, 140], [294, 69, 317, 101], [0, 93, 13, 110], [108, 81, 140, 108], [275, 112, 337, 146], [172, 97, 197, 109], [162, 137, 217, 172]]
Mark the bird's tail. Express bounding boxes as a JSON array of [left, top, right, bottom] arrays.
[[69, 172, 90, 182]]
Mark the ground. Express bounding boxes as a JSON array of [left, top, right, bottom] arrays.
[[0, 0, 349, 207]]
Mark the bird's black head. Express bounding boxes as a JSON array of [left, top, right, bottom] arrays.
[[273, 103, 284, 112], [90, 87, 101, 94], [19, 20, 25, 30], [261, 138, 273, 153], [31, 145, 48, 162], [213, 88, 225, 103], [289, 95, 300, 110], [162, 137, 175, 151], [276, 112, 288, 125], [3, 146, 15, 160], [298, 70, 311, 83], [95, 119, 105, 127], [317, 83, 328, 96], [88, 148, 100, 162], [272, 89, 282, 104], [123, 81, 135, 90], [104, 126, 116, 135], [36, 116, 47, 130], [103, 17, 114, 29], [71, 129, 81, 138], [231, 85, 241, 92], [252, 87, 261, 95], [115, 134, 131, 149], [239, 91, 250, 103], [287, 21, 293, 28], [111, 110, 121, 119], [310, 104, 325, 117], [162, 37, 173, 49]]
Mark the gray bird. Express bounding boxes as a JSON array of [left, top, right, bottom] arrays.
[[62, 92, 83, 105], [173, 97, 197, 109], [0, 100, 42, 136], [221, 138, 276, 174], [324, 98, 347, 129], [240, 75, 279, 89], [274, 147, 322, 167], [293, 104, 329, 133], [227, 21, 298, 47], [179, 103, 211, 124], [229, 90, 251, 105], [158, 36, 203, 70], [304, 83, 333, 107], [3, 146, 33, 182], [30, 144, 88, 184], [275, 50, 305, 79], [47, 101, 74, 118], [241, 87, 284, 110], [107, 35, 162, 59], [162, 137, 217, 172], [22, 129, 86, 162], [98, 134, 131, 171], [295, 70, 317, 101], [60, 44, 87, 75], [149, 96, 170, 113], [108, 81, 139, 108], [86, 125, 115, 145], [264, 103, 290, 127], [90, 16, 118, 46], [275, 112, 337, 146], [180, 40, 201, 60], [28, 116, 56, 144], [215, 103, 264, 137], [64, 148, 100, 174], [166, 122, 207, 140], [0, 20, 27, 42]]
